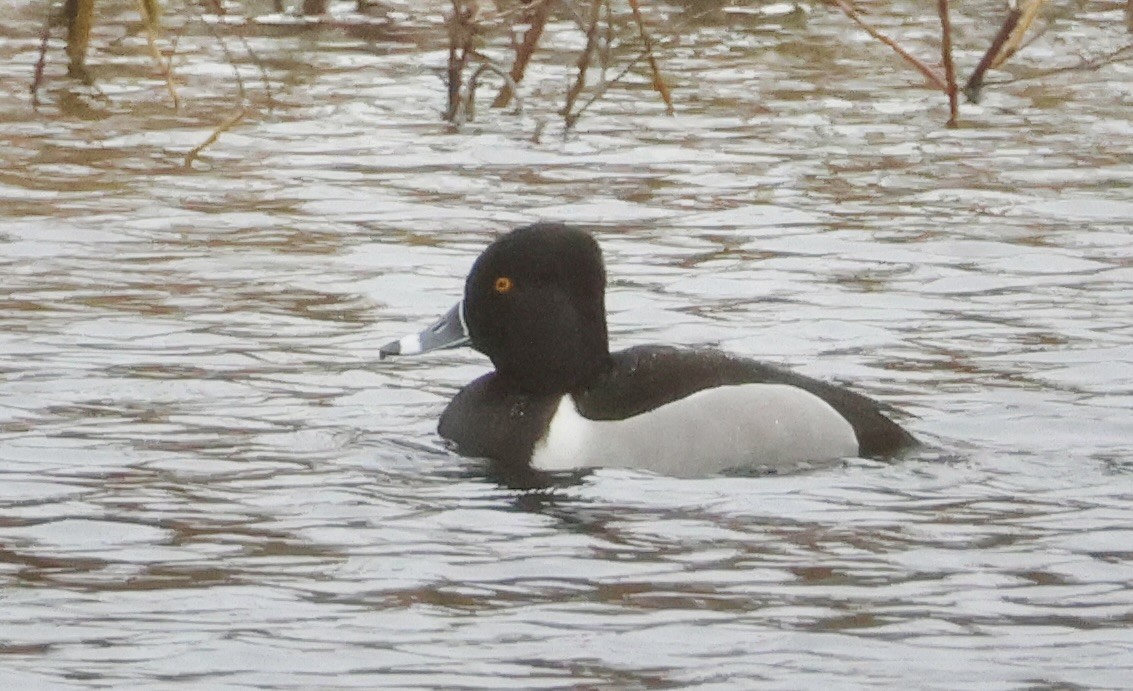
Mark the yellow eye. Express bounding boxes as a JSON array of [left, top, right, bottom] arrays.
[[494, 276, 513, 294]]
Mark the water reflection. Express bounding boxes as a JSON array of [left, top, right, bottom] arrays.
[[2, 0, 1132, 687]]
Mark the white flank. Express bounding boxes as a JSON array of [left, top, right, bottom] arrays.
[[396, 333, 423, 355], [530, 384, 858, 477]]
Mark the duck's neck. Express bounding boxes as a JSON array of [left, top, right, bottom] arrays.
[[495, 318, 610, 396]]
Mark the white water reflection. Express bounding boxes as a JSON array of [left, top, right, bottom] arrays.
[[2, 0, 1132, 687]]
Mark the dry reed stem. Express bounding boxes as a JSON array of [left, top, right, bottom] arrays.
[[963, 3, 1021, 102], [997, 0, 1046, 68], [936, 0, 958, 125], [566, 46, 648, 132], [468, 53, 524, 120], [829, 0, 947, 91], [626, 0, 673, 114], [135, 0, 180, 109], [66, 0, 96, 79], [492, 0, 557, 109], [302, 0, 329, 15], [996, 42, 1133, 80], [600, 1, 614, 78], [992, 0, 1047, 69], [184, 107, 247, 167], [194, 0, 275, 110], [444, 0, 475, 121], [31, 4, 52, 107], [140, 0, 161, 29], [563, 0, 605, 126]]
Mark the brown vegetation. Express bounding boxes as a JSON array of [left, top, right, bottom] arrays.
[[29, 0, 1133, 136]]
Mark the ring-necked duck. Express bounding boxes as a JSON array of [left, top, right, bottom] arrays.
[[381, 223, 916, 477]]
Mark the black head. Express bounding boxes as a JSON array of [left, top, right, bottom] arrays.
[[463, 223, 610, 394]]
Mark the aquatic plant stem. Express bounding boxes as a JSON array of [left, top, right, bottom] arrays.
[[563, 0, 605, 128], [627, 0, 673, 114], [492, 0, 556, 109], [936, 0, 958, 126], [31, 3, 52, 107], [964, 2, 1021, 102], [991, 0, 1047, 69], [566, 47, 648, 133], [193, 0, 275, 110], [468, 52, 523, 119], [184, 107, 247, 167], [444, 0, 475, 122], [66, 0, 96, 81], [829, 0, 947, 91], [135, 0, 180, 110]]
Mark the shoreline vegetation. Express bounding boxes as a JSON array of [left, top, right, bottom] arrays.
[[30, 0, 1133, 161]]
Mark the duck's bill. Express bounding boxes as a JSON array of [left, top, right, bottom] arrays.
[[379, 301, 470, 359]]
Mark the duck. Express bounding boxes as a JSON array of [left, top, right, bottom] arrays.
[[380, 222, 916, 478]]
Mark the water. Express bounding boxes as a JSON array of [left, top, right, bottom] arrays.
[[2, 0, 1132, 687]]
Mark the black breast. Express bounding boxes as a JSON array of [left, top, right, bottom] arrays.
[[437, 373, 561, 478]]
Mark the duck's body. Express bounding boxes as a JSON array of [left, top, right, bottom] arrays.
[[381, 223, 916, 477], [439, 345, 912, 476]]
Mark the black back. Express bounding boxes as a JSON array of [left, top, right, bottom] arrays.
[[575, 345, 916, 457]]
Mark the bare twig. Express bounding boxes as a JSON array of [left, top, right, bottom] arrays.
[[829, 0, 947, 91], [302, 0, 329, 15], [566, 46, 649, 133], [66, 0, 96, 81], [626, 0, 673, 114], [492, 0, 557, 109], [31, 2, 53, 108], [600, 0, 614, 80], [194, 0, 276, 110], [979, 42, 1133, 87], [563, 0, 605, 126], [140, 0, 161, 28], [135, 0, 180, 109], [184, 107, 247, 167], [468, 53, 524, 120], [964, 2, 1021, 102], [936, 0, 958, 125], [992, 0, 1047, 69], [444, 0, 476, 121]]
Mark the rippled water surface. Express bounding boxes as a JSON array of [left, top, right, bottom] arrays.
[[2, 0, 1133, 687]]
